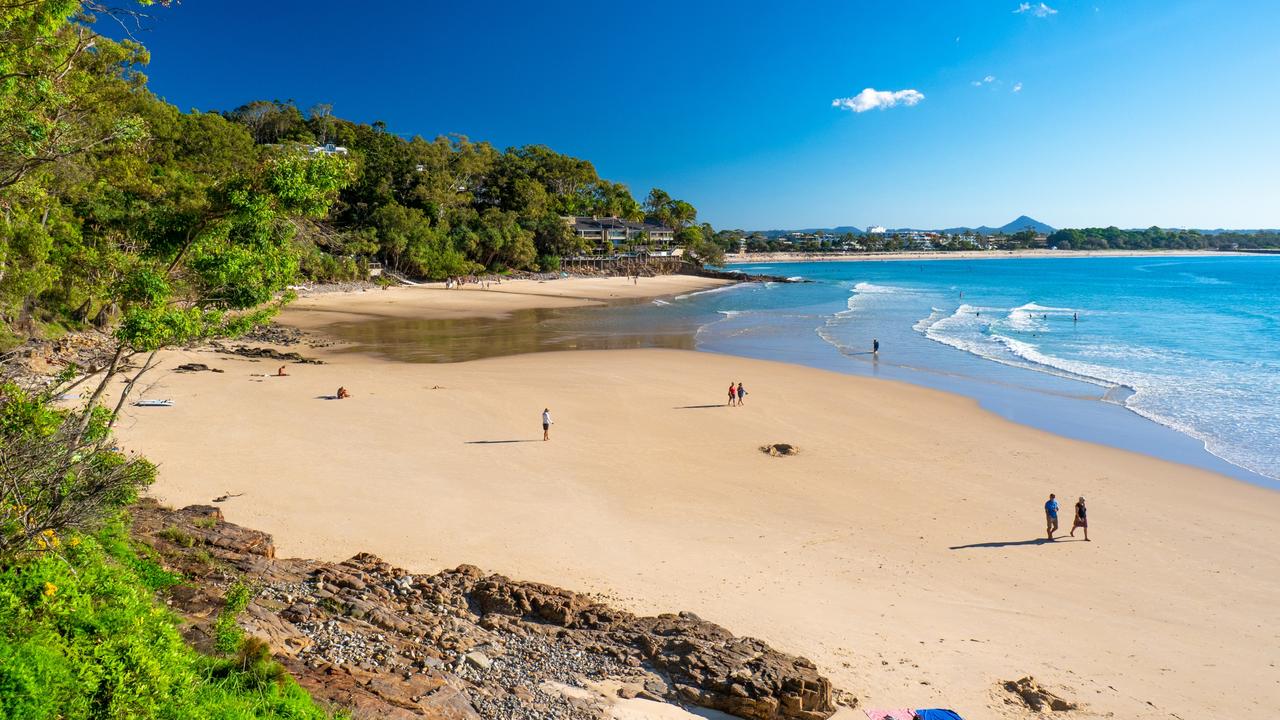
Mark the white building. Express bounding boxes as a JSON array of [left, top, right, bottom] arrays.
[[563, 216, 675, 251], [310, 143, 349, 156]]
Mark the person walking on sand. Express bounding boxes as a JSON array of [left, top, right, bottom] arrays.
[[542, 408, 553, 441], [1045, 493, 1060, 540], [736, 382, 747, 406], [727, 382, 738, 407], [1071, 496, 1090, 541]]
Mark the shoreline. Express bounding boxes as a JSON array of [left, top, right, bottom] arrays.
[[722, 249, 1244, 264], [279, 274, 734, 330], [112, 276, 1280, 718], [283, 273, 1277, 488]]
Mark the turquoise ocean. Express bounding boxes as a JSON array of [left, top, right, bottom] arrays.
[[610, 255, 1280, 487]]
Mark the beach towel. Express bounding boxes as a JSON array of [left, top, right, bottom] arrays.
[[914, 710, 964, 720], [863, 710, 914, 720], [133, 399, 174, 407]]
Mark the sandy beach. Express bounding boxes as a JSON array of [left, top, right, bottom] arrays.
[[112, 277, 1280, 719], [282, 275, 733, 330], [723, 249, 1244, 264]]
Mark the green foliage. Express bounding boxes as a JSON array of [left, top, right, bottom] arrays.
[[0, 525, 334, 720], [0, 384, 155, 559], [213, 581, 251, 654], [677, 225, 725, 266], [156, 526, 195, 548], [1047, 226, 1279, 251], [0, 0, 706, 325]]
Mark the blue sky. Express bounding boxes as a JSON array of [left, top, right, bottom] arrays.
[[121, 0, 1280, 230]]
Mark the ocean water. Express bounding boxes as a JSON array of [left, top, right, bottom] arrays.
[[660, 256, 1280, 486]]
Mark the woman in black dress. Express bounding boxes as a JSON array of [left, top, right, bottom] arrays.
[[1070, 496, 1089, 541]]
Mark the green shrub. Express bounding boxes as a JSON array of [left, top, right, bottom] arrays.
[[214, 581, 251, 654], [0, 528, 335, 719], [0, 383, 156, 560]]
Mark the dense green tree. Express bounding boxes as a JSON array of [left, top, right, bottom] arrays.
[[530, 211, 585, 262], [677, 225, 725, 266], [225, 100, 312, 145], [589, 181, 642, 220]]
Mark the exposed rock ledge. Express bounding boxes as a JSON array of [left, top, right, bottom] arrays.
[[132, 500, 839, 720]]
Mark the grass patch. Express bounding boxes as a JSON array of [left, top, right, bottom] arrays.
[[157, 526, 197, 548]]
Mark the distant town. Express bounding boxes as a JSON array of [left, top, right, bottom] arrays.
[[561, 213, 1279, 260]]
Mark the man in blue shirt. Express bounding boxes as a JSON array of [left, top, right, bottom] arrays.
[[1044, 493, 1059, 540]]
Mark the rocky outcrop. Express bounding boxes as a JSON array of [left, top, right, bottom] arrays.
[[131, 500, 840, 720], [0, 330, 117, 389], [681, 266, 804, 284], [208, 344, 325, 363]]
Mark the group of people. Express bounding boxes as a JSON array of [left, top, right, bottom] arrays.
[[1044, 493, 1089, 541], [444, 275, 499, 290], [727, 382, 747, 406]]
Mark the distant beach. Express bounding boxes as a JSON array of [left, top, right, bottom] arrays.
[[723, 248, 1243, 264], [111, 274, 1280, 718]]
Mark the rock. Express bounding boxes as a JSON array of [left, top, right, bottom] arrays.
[[128, 499, 843, 720], [464, 652, 492, 671], [619, 614, 833, 720], [1001, 676, 1079, 712], [761, 443, 799, 457], [213, 344, 324, 364], [174, 363, 223, 373]]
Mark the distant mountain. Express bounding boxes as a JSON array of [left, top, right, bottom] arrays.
[[942, 216, 1056, 235]]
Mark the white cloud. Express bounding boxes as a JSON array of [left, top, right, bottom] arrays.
[[831, 88, 925, 113], [1014, 2, 1058, 16], [984, 75, 996, 83], [1013, 82, 1023, 92], [972, 75, 997, 87]]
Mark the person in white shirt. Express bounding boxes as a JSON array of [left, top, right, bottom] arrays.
[[542, 408, 552, 441]]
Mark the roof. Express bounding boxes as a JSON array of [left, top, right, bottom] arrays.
[[566, 216, 672, 233]]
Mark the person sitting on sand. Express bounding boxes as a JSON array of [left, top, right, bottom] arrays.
[[727, 382, 737, 407], [542, 408, 553, 441], [1045, 493, 1059, 540], [736, 382, 747, 406], [336, 386, 350, 399], [1071, 496, 1089, 541], [275, 366, 289, 377]]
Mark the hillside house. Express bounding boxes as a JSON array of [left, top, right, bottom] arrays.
[[564, 216, 676, 252]]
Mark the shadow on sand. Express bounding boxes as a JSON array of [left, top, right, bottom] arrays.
[[675, 404, 726, 409], [949, 537, 1086, 550], [465, 439, 540, 445]]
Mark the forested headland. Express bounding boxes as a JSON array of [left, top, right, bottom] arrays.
[[1, 0, 722, 351]]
